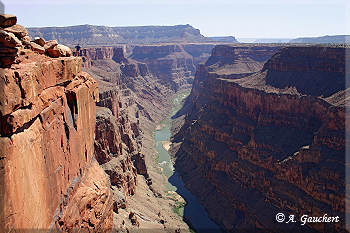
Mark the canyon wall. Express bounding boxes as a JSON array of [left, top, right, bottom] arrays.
[[27, 24, 211, 46], [81, 44, 216, 92], [0, 47, 113, 230], [129, 44, 196, 91], [171, 45, 348, 232]]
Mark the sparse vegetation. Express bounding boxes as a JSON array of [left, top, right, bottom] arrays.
[[170, 201, 186, 217]]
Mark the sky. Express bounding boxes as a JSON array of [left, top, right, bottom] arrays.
[[1, 0, 349, 38]]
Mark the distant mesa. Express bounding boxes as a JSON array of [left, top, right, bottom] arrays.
[[237, 38, 292, 43], [252, 38, 292, 43], [27, 24, 213, 46], [207, 36, 238, 43], [289, 35, 350, 43], [237, 35, 350, 44]]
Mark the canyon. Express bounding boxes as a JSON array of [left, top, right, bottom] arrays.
[[1, 14, 348, 233], [0, 15, 221, 231], [80, 43, 225, 231], [171, 44, 348, 232]]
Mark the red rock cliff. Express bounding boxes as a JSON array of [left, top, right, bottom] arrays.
[[129, 44, 196, 91], [0, 24, 113, 230], [172, 45, 348, 232]]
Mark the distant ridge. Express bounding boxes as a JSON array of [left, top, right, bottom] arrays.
[[289, 35, 350, 43], [208, 36, 238, 43], [237, 38, 292, 43], [27, 24, 212, 46]]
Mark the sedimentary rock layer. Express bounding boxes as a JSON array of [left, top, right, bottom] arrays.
[[0, 49, 113, 231], [263, 46, 347, 97], [172, 45, 348, 232], [81, 44, 216, 92], [27, 24, 211, 46], [129, 44, 195, 91]]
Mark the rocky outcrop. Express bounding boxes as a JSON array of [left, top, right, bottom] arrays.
[[172, 45, 348, 232], [0, 14, 73, 68], [0, 14, 17, 27], [0, 20, 113, 230], [27, 24, 211, 46], [0, 15, 22, 68], [0, 15, 113, 231]]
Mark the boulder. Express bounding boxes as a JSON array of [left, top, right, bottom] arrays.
[[57, 44, 72, 57], [0, 14, 17, 28], [33, 37, 45, 47], [47, 45, 61, 58], [0, 56, 15, 67], [0, 47, 18, 55], [21, 36, 31, 46], [43, 40, 58, 50], [30, 42, 45, 54], [0, 47, 18, 68], [0, 30, 22, 47], [3, 24, 28, 38]]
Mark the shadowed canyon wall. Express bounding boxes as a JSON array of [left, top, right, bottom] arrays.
[[171, 45, 348, 232]]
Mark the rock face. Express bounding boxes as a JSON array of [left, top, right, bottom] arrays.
[[27, 24, 211, 46], [0, 46, 113, 230], [263, 46, 346, 97], [81, 44, 216, 92], [171, 45, 348, 232], [129, 44, 196, 91]]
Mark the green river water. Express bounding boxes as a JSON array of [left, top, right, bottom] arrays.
[[154, 91, 221, 232]]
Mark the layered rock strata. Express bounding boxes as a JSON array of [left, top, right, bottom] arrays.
[[0, 46, 113, 230], [171, 45, 348, 232], [81, 44, 217, 92], [129, 44, 195, 91], [27, 24, 211, 46]]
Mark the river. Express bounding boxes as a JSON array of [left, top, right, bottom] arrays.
[[154, 91, 221, 232]]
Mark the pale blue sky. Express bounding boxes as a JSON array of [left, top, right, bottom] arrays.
[[2, 0, 349, 38]]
